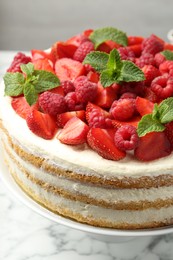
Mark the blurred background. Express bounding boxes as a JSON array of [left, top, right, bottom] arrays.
[[0, 0, 173, 50]]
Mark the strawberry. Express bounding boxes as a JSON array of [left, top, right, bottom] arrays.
[[87, 128, 126, 161], [165, 121, 173, 148], [134, 131, 171, 161], [97, 40, 121, 53], [32, 58, 55, 74], [87, 71, 99, 83], [26, 109, 57, 139], [31, 50, 49, 61], [135, 97, 154, 116], [50, 41, 77, 63], [164, 43, 173, 51], [11, 96, 32, 119], [112, 116, 140, 129], [128, 44, 142, 57], [55, 58, 85, 81], [57, 110, 85, 128], [95, 85, 117, 109], [127, 36, 144, 45], [49, 86, 64, 96], [58, 117, 89, 145]]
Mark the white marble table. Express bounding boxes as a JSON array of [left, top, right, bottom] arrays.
[[1, 51, 173, 260]]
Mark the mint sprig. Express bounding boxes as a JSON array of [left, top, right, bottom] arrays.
[[83, 49, 145, 87], [89, 27, 128, 48], [137, 98, 173, 137], [161, 50, 173, 60], [3, 63, 60, 106]]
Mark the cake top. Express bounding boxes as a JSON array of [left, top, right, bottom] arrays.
[[3, 27, 173, 162]]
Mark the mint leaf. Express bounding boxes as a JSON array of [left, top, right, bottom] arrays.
[[33, 70, 60, 93], [118, 61, 145, 82], [158, 97, 173, 123], [21, 62, 34, 78], [137, 114, 165, 137], [89, 27, 128, 48], [161, 50, 173, 60], [4, 72, 25, 96], [83, 51, 109, 72], [24, 82, 38, 106], [100, 69, 119, 87], [107, 49, 122, 71]]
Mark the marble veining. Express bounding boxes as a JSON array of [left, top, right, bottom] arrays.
[[1, 51, 173, 260]]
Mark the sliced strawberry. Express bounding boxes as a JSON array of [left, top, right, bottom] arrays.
[[26, 109, 57, 139], [57, 110, 85, 128], [97, 40, 121, 53], [31, 50, 49, 61], [11, 96, 32, 119], [127, 36, 144, 45], [87, 71, 99, 83], [143, 87, 160, 103], [55, 58, 85, 81], [87, 128, 126, 161], [128, 44, 142, 57], [112, 116, 140, 129], [165, 122, 173, 148], [49, 86, 64, 96], [135, 97, 154, 116], [66, 34, 87, 47], [58, 117, 89, 145], [50, 41, 77, 63], [33, 58, 55, 74], [95, 85, 117, 109], [83, 29, 93, 37], [164, 43, 173, 51], [134, 131, 171, 161]]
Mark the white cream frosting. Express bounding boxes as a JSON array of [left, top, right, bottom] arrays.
[[1, 80, 173, 179]]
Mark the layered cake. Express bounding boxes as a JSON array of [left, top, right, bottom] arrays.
[[1, 27, 173, 229]]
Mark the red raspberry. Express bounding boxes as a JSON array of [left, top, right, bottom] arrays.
[[142, 34, 164, 55], [114, 125, 139, 151], [151, 75, 173, 99], [39, 91, 67, 116], [142, 65, 161, 86], [136, 53, 155, 68], [159, 61, 173, 76], [154, 52, 166, 68], [74, 76, 98, 103], [120, 92, 137, 99], [88, 108, 112, 128], [7, 52, 31, 73], [73, 41, 94, 62], [118, 47, 136, 62], [120, 82, 145, 97], [65, 92, 85, 111], [110, 98, 135, 121], [61, 80, 75, 95]]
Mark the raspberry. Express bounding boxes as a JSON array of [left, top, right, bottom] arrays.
[[159, 61, 173, 76], [120, 82, 145, 97], [88, 108, 112, 128], [110, 98, 135, 121], [65, 92, 84, 111], [39, 91, 67, 116], [73, 41, 94, 62], [61, 80, 75, 95], [136, 53, 155, 68], [118, 47, 136, 62], [142, 65, 161, 86], [74, 76, 98, 103], [7, 52, 31, 73], [142, 34, 164, 55], [154, 52, 166, 68], [120, 92, 137, 99], [114, 125, 139, 151], [151, 75, 173, 99]]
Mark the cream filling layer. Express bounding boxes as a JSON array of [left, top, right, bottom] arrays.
[[3, 137, 173, 205], [1, 80, 173, 179], [4, 148, 173, 225]]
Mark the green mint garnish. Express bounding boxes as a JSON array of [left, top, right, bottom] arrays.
[[3, 62, 60, 106], [89, 27, 128, 48], [161, 50, 173, 60], [137, 97, 173, 137], [83, 49, 145, 87]]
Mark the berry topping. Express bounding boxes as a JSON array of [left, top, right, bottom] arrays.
[[26, 109, 57, 139], [58, 117, 89, 145], [142, 34, 164, 55], [74, 76, 98, 103], [134, 131, 171, 161], [118, 47, 135, 62], [110, 98, 135, 121], [61, 80, 75, 94], [151, 75, 173, 99], [39, 91, 67, 116], [73, 41, 94, 62], [87, 128, 126, 161], [135, 96, 154, 116], [64, 92, 84, 111], [159, 61, 173, 76], [142, 65, 161, 85], [114, 125, 139, 151], [136, 53, 155, 68], [11, 96, 32, 119], [7, 52, 31, 73], [57, 110, 85, 128], [154, 52, 166, 67]]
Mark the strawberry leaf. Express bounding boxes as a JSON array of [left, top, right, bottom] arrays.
[[4, 72, 25, 96], [83, 51, 109, 72], [89, 27, 128, 48]]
